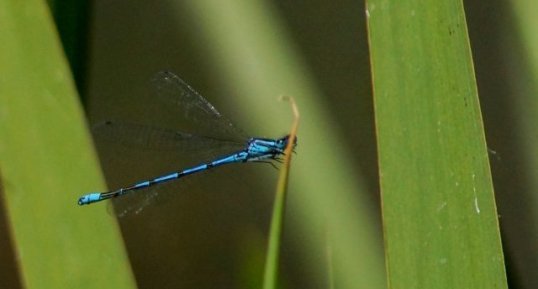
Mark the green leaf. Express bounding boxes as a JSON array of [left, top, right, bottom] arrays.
[[0, 1, 135, 288], [366, 0, 508, 288]]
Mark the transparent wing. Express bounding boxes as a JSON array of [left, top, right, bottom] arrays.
[[151, 71, 246, 142], [109, 167, 210, 218], [92, 121, 247, 218], [107, 188, 159, 218], [92, 120, 245, 157]]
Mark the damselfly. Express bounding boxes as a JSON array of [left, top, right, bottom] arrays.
[[77, 71, 296, 209]]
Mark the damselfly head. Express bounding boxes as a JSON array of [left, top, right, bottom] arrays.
[[276, 135, 297, 150]]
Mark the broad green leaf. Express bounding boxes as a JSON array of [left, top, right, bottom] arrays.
[[0, 1, 135, 288], [366, 0, 508, 288]]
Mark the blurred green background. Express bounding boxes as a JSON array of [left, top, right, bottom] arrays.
[[0, 0, 536, 288]]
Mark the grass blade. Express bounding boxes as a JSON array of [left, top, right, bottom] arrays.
[[0, 1, 135, 288], [366, 0, 508, 288], [262, 97, 299, 289]]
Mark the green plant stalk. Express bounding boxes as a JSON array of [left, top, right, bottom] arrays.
[[366, 0, 508, 288], [263, 97, 299, 289]]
